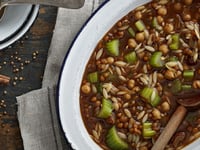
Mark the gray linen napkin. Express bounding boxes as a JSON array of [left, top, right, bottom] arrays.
[[16, 0, 103, 150]]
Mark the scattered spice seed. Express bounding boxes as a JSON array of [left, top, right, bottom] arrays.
[[3, 90, 7, 95], [12, 82, 16, 86]]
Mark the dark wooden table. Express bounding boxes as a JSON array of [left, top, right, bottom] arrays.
[[0, 6, 57, 150]]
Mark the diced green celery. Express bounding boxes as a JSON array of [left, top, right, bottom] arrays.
[[106, 126, 129, 150], [152, 17, 162, 30], [142, 122, 156, 139], [96, 83, 103, 94], [183, 70, 194, 81], [140, 87, 153, 103], [106, 39, 119, 56], [97, 98, 113, 118], [171, 79, 182, 94], [128, 27, 135, 37], [151, 94, 161, 107], [169, 34, 180, 50], [140, 87, 161, 107], [88, 72, 98, 83], [149, 52, 164, 68], [143, 129, 156, 139], [182, 85, 192, 91], [135, 20, 145, 31], [168, 56, 178, 62], [124, 51, 137, 64], [143, 122, 152, 129]]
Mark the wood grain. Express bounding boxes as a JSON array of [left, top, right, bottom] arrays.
[[0, 5, 57, 150]]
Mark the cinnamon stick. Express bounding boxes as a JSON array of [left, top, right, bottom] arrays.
[[151, 105, 187, 150], [0, 74, 10, 85]]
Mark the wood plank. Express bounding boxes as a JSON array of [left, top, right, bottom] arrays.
[[0, 5, 57, 150]]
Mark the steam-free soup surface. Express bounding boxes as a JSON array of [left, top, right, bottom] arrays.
[[80, 0, 200, 149]]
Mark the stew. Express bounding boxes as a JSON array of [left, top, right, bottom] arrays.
[[80, 0, 200, 149]]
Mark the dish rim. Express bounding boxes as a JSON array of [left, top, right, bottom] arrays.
[[57, 0, 200, 149], [0, 5, 39, 50]]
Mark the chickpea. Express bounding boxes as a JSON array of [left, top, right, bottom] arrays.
[[134, 11, 142, 20], [117, 21, 122, 27], [174, 2, 182, 11], [107, 57, 114, 64], [164, 23, 174, 33], [118, 31, 124, 38], [152, 108, 161, 120], [157, 16, 164, 24], [137, 51, 145, 59], [184, 0, 193, 5], [81, 83, 91, 94], [157, 7, 167, 16], [164, 70, 176, 80], [128, 79, 135, 89], [117, 123, 123, 128], [128, 38, 137, 48], [135, 32, 145, 42], [124, 93, 131, 100], [161, 101, 170, 112], [182, 13, 191, 21], [159, 44, 169, 55], [193, 80, 200, 89], [90, 96, 97, 102]]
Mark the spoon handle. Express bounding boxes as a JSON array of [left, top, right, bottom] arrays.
[[151, 105, 187, 150], [1, 0, 85, 8]]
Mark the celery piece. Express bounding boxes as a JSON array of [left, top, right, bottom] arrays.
[[140, 87, 161, 107], [106, 126, 129, 150], [171, 79, 182, 94], [149, 52, 164, 68], [168, 56, 178, 62], [183, 70, 194, 81], [88, 72, 98, 83], [151, 94, 161, 107], [142, 122, 156, 139], [143, 122, 152, 129], [135, 20, 145, 31], [128, 27, 135, 37], [143, 129, 156, 139], [169, 34, 180, 50], [97, 98, 113, 118], [96, 83, 103, 94], [124, 51, 137, 64], [182, 85, 192, 91], [140, 87, 153, 103], [152, 17, 162, 30], [106, 39, 119, 56]]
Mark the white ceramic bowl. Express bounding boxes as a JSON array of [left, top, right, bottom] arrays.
[[58, 0, 200, 149], [0, 4, 39, 49]]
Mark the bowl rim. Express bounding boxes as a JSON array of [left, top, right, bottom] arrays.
[[57, 1, 110, 148], [57, 0, 200, 149], [0, 5, 39, 50]]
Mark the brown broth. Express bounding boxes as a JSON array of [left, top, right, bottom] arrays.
[[80, 0, 200, 149]]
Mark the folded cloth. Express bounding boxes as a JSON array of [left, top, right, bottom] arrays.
[[16, 0, 104, 150]]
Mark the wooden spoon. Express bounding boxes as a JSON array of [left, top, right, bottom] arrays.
[[151, 93, 200, 150]]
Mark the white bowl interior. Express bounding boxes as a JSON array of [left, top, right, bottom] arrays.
[[58, 0, 200, 149], [0, 5, 39, 49], [0, 5, 32, 41]]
